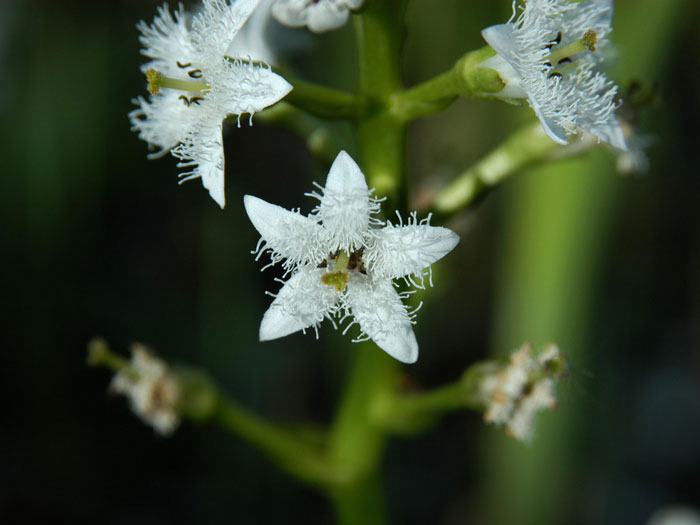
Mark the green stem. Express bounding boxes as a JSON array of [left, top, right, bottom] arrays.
[[353, 0, 407, 204], [284, 75, 359, 119], [374, 364, 490, 435], [329, 473, 387, 525], [212, 394, 348, 487], [88, 339, 345, 488], [432, 121, 561, 215], [327, 343, 396, 524], [325, 4, 408, 522], [254, 102, 345, 166], [87, 338, 131, 371], [391, 46, 505, 121]]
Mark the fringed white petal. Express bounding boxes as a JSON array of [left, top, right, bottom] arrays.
[[345, 276, 418, 364], [244, 195, 324, 267], [172, 121, 227, 208], [367, 221, 460, 284], [129, 91, 195, 158], [226, 0, 277, 64], [481, 24, 520, 65], [137, 3, 196, 76], [192, 0, 261, 64], [259, 269, 340, 340], [315, 150, 378, 253], [209, 60, 292, 116]]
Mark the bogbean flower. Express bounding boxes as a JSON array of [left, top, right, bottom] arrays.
[[481, 0, 627, 150], [271, 0, 363, 33], [244, 151, 460, 363], [481, 343, 566, 441], [129, 0, 292, 208], [110, 344, 181, 435]]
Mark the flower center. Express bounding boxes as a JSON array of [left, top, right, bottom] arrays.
[[319, 249, 366, 292], [545, 29, 597, 77], [146, 68, 210, 96]]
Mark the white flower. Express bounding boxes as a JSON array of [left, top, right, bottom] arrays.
[[481, 343, 564, 441], [481, 0, 627, 150], [110, 344, 181, 435], [227, 0, 278, 65], [271, 0, 363, 33], [244, 151, 460, 363], [129, 0, 292, 208]]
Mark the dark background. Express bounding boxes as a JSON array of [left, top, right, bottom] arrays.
[[1, 0, 699, 523]]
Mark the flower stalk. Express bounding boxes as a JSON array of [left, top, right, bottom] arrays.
[[283, 75, 359, 119], [432, 121, 563, 215], [391, 46, 507, 122]]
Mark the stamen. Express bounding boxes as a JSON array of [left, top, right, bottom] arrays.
[[188, 69, 203, 79], [176, 61, 192, 69]]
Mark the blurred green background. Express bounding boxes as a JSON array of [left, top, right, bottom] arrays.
[[1, 0, 699, 523]]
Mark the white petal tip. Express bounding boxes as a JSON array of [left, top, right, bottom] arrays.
[[375, 329, 419, 364], [209, 189, 226, 208], [325, 150, 367, 193], [259, 308, 301, 341]]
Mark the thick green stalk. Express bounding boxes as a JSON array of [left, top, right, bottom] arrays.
[[353, 0, 407, 203], [327, 344, 396, 524], [327, 2, 407, 523]]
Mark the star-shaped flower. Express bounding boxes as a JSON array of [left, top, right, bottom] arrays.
[[129, 0, 292, 208], [271, 0, 364, 33], [481, 0, 626, 150], [244, 151, 459, 363]]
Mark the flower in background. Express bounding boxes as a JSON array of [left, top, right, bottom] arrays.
[[129, 0, 292, 208], [481, 0, 626, 150], [481, 343, 567, 441], [110, 344, 181, 435], [244, 151, 459, 363], [271, 0, 363, 33]]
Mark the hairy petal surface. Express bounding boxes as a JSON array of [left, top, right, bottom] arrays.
[[137, 4, 195, 75], [345, 276, 419, 364], [244, 195, 324, 268], [315, 151, 377, 253], [259, 269, 340, 340], [173, 121, 226, 207], [367, 223, 460, 283], [209, 61, 292, 117], [192, 0, 261, 64]]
